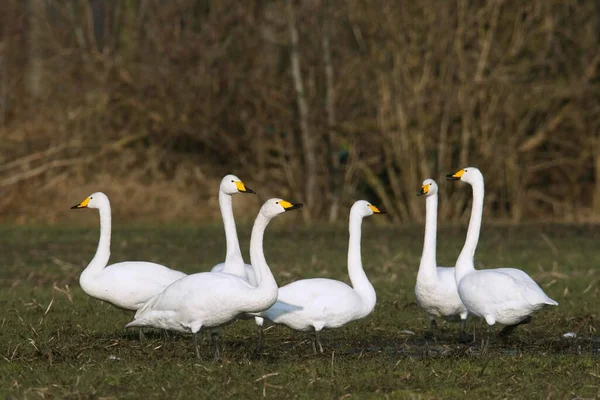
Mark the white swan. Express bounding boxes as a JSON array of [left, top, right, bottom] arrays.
[[415, 179, 469, 341], [446, 167, 558, 336], [210, 174, 257, 286], [126, 198, 303, 359], [71, 193, 187, 311], [254, 200, 384, 354]]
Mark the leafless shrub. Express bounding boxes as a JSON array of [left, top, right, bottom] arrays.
[[0, 0, 597, 223]]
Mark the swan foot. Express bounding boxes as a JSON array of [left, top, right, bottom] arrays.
[[211, 331, 221, 361], [458, 330, 472, 343], [312, 331, 324, 354], [499, 316, 532, 338], [193, 333, 201, 360]]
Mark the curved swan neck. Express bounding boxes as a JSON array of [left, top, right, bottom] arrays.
[[248, 212, 278, 307], [347, 210, 376, 314], [83, 202, 111, 278], [455, 178, 484, 282], [219, 191, 244, 269], [418, 193, 438, 282]]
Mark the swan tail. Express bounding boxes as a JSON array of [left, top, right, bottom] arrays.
[[545, 298, 558, 306], [125, 319, 145, 329]]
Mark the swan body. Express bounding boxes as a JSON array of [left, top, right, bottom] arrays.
[[414, 179, 468, 325], [210, 174, 257, 286], [446, 167, 557, 331], [127, 198, 302, 357], [71, 192, 186, 311], [254, 200, 384, 353]]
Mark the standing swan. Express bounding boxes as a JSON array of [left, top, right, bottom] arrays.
[[254, 200, 384, 354], [415, 179, 469, 341], [71, 193, 187, 311], [126, 198, 302, 359], [446, 167, 558, 336], [210, 174, 257, 285]]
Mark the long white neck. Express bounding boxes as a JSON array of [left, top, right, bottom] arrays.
[[455, 178, 484, 283], [219, 190, 245, 272], [417, 193, 438, 283], [347, 211, 376, 316], [247, 212, 278, 311], [82, 202, 111, 280]]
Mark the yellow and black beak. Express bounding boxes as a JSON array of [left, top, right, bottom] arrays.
[[235, 181, 255, 194], [279, 200, 303, 211], [446, 169, 465, 180], [417, 184, 430, 196], [368, 204, 386, 214], [71, 197, 91, 209]]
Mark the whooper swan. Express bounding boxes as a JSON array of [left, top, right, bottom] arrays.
[[254, 200, 384, 354], [126, 199, 302, 359], [210, 174, 257, 285], [415, 179, 469, 341], [71, 193, 187, 314], [446, 167, 558, 337]]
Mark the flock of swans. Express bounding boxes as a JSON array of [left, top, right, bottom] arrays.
[[70, 167, 557, 359]]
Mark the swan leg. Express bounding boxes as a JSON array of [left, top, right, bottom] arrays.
[[255, 325, 264, 355], [139, 328, 145, 342], [499, 316, 533, 338], [458, 318, 471, 343], [425, 316, 437, 340], [312, 331, 324, 354], [488, 324, 496, 340], [211, 331, 221, 361], [193, 332, 201, 360]]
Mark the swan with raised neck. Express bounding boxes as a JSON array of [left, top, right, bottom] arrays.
[[253, 200, 384, 354], [446, 167, 558, 335], [414, 179, 468, 340], [126, 198, 302, 359]]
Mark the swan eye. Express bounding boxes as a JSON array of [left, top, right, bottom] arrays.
[[276, 201, 279, 204], [231, 180, 234, 182], [90, 197, 93, 199]]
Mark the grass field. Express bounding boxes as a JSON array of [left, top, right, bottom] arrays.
[[1, 221, 599, 399]]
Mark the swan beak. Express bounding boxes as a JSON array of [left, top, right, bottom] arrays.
[[235, 181, 255, 194], [71, 197, 91, 209], [369, 204, 385, 214], [446, 169, 465, 180], [417, 185, 429, 196], [279, 200, 303, 211]]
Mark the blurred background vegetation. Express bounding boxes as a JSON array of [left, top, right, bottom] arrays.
[[0, 0, 598, 224]]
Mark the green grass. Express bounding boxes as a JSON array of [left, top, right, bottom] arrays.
[[1, 222, 599, 399]]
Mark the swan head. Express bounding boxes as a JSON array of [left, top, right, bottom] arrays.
[[260, 198, 303, 218], [71, 192, 109, 210], [446, 167, 483, 185], [417, 179, 438, 197], [221, 174, 255, 195], [351, 200, 385, 218]]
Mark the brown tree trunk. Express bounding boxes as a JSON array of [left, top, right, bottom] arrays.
[[288, 1, 317, 221]]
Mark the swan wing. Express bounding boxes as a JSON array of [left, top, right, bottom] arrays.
[[131, 272, 256, 328], [85, 261, 186, 310]]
